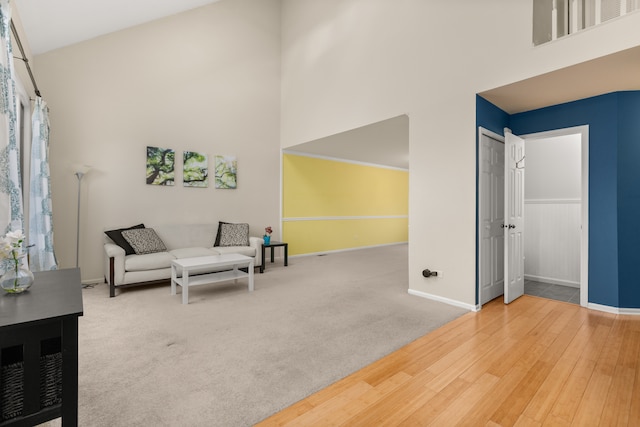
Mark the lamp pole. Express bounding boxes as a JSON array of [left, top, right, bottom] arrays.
[[75, 171, 84, 268], [74, 165, 90, 269]]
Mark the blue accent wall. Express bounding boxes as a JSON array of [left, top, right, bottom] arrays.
[[477, 91, 640, 308], [509, 93, 621, 307], [477, 95, 509, 137], [617, 92, 640, 308]]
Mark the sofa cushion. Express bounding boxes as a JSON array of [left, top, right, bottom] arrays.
[[153, 224, 217, 251], [213, 245, 256, 257], [104, 224, 145, 255], [122, 228, 167, 255], [125, 251, 175, 272], [169, 247, 220, 259], [217, 222, 249, 247]]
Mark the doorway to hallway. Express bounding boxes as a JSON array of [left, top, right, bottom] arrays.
[[477, 125, 588, 307], [524, 279, 580, 304]]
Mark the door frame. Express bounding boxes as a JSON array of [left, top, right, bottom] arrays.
[[478, 125, 589, 308], [521, 125, 589, 307]]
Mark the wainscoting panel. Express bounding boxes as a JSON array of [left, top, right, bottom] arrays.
[[524, 200, 581, 287]]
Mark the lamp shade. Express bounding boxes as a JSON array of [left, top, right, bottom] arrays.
[[72, 164, 91, 175]]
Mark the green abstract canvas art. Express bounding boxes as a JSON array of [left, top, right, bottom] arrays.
[[183, 151, 208, 188], [215, 155, 237, 189], [146, 146, 175, 186]]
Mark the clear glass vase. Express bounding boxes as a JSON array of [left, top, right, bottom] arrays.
[[1, 254, 34, 294]]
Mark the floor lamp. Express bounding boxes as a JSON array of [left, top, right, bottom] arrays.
[[74, 165, 91, 268]]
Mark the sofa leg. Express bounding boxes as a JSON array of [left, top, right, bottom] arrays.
[[104, 275, 115, 297], [109, 257, 116, 297]]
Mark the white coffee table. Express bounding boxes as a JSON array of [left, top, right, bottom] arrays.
[[170, 254, 254, 304]]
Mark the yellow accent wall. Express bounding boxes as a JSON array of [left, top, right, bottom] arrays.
[[283, 153, 408, 255]]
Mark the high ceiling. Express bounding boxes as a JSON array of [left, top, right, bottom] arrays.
[[12, 2, 640, 169], [291, 44, 640, 169], [14, 0, 223, 55]]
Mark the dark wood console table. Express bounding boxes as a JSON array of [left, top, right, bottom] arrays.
[[0, 268, 83, 426]]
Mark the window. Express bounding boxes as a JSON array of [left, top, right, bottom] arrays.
[[14, 79, 32, 230], [533, 0, 640, 45]]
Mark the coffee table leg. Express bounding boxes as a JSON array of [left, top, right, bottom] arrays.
[[182, 270, 189, 304], [171, 265, 177, 296]]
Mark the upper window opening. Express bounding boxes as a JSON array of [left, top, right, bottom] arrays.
[[533, 0, 640, 45]]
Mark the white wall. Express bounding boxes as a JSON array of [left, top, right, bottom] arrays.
[[525, 135, 582, 286], [33, 0, 281, 283], [525, 135, 581, 200], [24, 0, 640, 302], [280, 0, 640, 307]]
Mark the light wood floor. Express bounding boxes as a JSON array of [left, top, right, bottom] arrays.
[[257, 295, 640, 426]]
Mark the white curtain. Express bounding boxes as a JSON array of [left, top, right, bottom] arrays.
[[29, 97, 57, 271], [0, 0, 24, 273]]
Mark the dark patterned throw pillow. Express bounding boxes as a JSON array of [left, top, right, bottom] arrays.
[[121, 228, 167, 255], [217, 223, 249, 247], [214, 221, 229, 247], [104, 224, 145, 255]]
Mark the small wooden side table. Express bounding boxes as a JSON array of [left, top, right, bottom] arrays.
[[260, 241, 288, 273]]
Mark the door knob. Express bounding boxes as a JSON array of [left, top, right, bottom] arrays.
[[508, 224, 516, 229]]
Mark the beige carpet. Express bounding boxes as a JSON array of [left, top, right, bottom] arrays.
[[44, 244, 466, 426]]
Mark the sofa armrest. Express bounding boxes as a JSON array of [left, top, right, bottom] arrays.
[[104, 242, 125, 258], [249, 236, 263, 267], [104, 243, 126, 296]]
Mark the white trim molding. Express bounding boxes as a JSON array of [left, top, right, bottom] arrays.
[[588, 303, 640, 315], [283, 215, 408, 222], [525, 198, 581, 204], [290, 242, 407, 259], [282, 150, 409, 171], [525, 274, 579, 288], [408, 289, 479, 312]]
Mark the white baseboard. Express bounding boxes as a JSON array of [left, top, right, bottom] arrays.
[[409, 287, 640, 315], [289, 242, 407, 259], [525, 274, 579, 288], [408, 289, 478, 311], [618, 307, 640, 315], [588, 302, 640, 315]]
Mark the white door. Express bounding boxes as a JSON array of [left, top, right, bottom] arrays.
[[504, 130, 525, 304], [479, 130, 505, 305]]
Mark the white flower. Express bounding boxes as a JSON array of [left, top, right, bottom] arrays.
[[0, 230, 30, 292], [5, 230, 25, 247], [0, 230, 25, 260], [0, 240, 12, 259]]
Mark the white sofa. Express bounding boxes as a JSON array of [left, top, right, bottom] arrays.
[[103, 223, 263, 297]]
